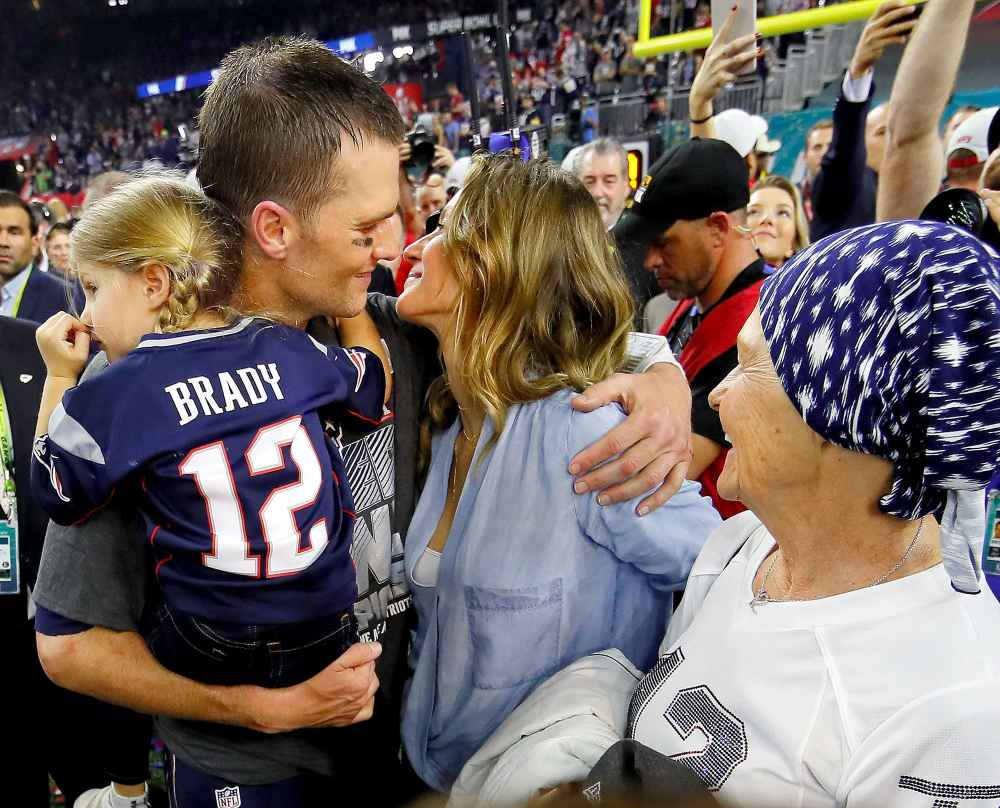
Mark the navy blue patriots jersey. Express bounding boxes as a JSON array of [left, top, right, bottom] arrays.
[[32, 318, 387, 624]]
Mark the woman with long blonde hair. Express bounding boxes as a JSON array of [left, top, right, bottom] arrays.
[[395, 155, 720, 792]]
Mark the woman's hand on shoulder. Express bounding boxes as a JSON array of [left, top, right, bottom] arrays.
[[569, 364, 693, 516]]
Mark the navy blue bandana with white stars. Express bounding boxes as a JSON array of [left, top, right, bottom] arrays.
[[759, 221, 1000, 593]]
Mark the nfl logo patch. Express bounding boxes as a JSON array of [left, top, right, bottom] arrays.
[[215, 786, 242, 808]]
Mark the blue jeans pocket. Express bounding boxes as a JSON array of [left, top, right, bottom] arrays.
[[465, 578, 563, 690], [147, 605, 355, 688]]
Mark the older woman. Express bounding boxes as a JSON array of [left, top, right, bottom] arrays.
[[625, 220, 1000, 804], [746, 175, 810, 269], [396, 155, 720, 792]]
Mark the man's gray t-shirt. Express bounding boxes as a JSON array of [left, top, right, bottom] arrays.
[[32, 294, 436, 783]]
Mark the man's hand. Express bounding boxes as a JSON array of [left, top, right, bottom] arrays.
[[398, 141, 412, 166], [849, 1, 918, 80], [248, 642, 382, 734], [689, 4, 760, 124], [981, 188, 1000, 228], [570, 364, 692, 516], [432, 145, 456, 172]]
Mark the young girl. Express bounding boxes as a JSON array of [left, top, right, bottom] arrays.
[[31, 173, 391, 696]]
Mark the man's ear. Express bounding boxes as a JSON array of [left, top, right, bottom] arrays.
[[250, 200, 298, 260], [705, 211, 732, 247], [141, 263, 172, 310]]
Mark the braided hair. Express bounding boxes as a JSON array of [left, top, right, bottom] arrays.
[[70, 169, 241, 333]]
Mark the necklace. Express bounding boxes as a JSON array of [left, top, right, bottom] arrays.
[[448, 423, 480, 497], [750, 516, 926, 612]]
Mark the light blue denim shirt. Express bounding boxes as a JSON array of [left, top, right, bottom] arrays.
[[401, 389, 721, 791]]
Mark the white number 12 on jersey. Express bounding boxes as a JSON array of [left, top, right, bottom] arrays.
[[179, 415, 329, 578]]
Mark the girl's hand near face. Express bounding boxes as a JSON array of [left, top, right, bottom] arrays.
[[36, 311, 91, 382]]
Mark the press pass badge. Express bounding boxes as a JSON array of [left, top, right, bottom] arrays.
[[983, 490, 1000, 580], [0, 521, 19, 595]]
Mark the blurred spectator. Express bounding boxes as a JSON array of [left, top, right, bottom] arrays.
[[46, 197, 70, 224], [752, 131, 782, 184], [799, 119, 833, 220], [945, 107, 1000, 193], [943, 104, 982, 148], [414, 174, 448, 242], [0, 191, 69, 322], [44, 222, 73, 278], [746, 175, 809, 269], [593, 49, 619, 94], [574, 137, 633, 230]]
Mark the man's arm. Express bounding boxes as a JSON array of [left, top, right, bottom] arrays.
[[810, 76, 872, 234], [36, 627, 382, 734], [876, 0, 976, 221], [688, 434, 723, 480], [812, 2, 916, 235], [570, 362, 692, 516]]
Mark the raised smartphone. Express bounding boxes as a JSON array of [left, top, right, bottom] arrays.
[[711, 0, 757, 75]]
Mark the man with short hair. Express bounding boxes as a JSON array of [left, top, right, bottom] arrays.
[[34, 36, 693, 808], [943, 105, 981, 149], [0, 192, 69, 322], [616, 138, 765, 518], [45, 222, 73, 278], [414, 174, 448, 240], [574, 137, 632, 231], [799, 119, 832, 220], [575, 137, 661, 325], [944, 107, 1000, 192]]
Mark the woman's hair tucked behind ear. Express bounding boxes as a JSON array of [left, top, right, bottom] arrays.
[[71, 169, 242, 332], [423, 154, 634, 457]]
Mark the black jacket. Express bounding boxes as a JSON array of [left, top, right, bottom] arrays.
[[810, 76, 879, 242], [0, 316, 47, 624], [17, 267, 72, 324]]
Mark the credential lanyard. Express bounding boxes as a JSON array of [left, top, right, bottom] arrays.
[[0, 381, 21, 594]]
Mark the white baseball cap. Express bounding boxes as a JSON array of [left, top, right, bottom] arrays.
[[445, 156, 473, 193], [755, 132, 782, 155], [712, 109, 769, 158], [947, 106, 1000, 165], [561, 144, 586, 174]]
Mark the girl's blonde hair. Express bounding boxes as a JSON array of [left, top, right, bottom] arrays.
[[754, 174, 810, 257], [424, 154, 635, 458], [70, 171, 240, 332]]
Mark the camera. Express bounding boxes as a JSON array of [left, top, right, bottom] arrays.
[[405, 127, 437, 184]]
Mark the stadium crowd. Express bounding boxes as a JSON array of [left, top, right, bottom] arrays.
[[3, 0, 1000, 807]]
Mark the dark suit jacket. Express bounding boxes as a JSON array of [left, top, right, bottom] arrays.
[[0, 316, 47, 625], [810, 74, 879, 242], [17, 267, 72, 324]]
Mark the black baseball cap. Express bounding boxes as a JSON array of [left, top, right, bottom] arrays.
[[613, 138, 750, 247]]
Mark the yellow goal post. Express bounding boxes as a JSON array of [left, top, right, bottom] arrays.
[[635, 0, 926, 59]]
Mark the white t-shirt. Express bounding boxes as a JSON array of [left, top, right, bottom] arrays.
[[628, 512, 1000, 807]]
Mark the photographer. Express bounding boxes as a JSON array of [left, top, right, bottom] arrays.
[[398, 126, 456, 189]]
